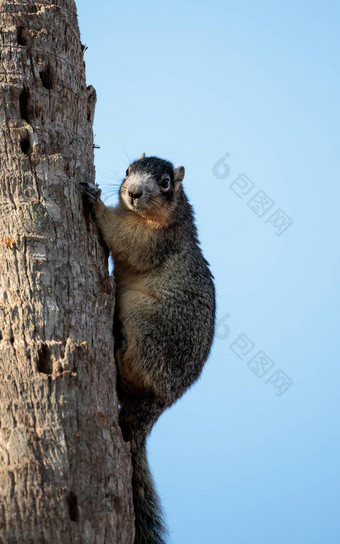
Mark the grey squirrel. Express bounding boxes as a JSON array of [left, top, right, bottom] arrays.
[[81, 154, 216, 544]]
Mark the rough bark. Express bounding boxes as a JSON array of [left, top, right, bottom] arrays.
[[0, 1, 134, 542]]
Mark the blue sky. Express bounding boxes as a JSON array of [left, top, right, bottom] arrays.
[[78, 2, 340, 543]]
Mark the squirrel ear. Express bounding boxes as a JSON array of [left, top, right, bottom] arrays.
[[139, 153, 146, 160], [174, 166, 185, 190]]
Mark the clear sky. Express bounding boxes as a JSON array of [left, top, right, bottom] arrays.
[[77, 2, 340, 543]]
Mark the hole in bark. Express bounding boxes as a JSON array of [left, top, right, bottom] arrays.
[[19, 87, 31, 123], [67, 492, 79, 522], [20, 135, 31, 156], [0, 331, 2, 341], [37, 344, 52, 374], [17, 27, 27, 46], [39, 65, 54, 90], [10, 332, 14, 344]]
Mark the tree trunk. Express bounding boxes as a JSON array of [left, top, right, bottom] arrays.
[[0, 1, 134, 542]]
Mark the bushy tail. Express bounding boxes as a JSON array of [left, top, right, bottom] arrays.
[[119, 402, 167, 544], [130, 440, 167, 544]]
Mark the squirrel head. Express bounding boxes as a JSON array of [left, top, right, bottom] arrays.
[[119, 154, 185, 226]]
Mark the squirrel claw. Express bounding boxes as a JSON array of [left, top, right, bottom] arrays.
[[79, 181, 101, 200]]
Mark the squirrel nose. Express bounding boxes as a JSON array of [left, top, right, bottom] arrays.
[[128, 189, 142, 199]]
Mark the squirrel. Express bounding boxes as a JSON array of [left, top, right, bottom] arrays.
[[81, 154, 216, 544]]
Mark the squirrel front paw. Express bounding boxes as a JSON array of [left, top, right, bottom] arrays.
[[79, 181, 102, 201]]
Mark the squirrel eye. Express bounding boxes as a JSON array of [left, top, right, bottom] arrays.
[[125, 169, 129, 176], [160, 178, 170, 190]]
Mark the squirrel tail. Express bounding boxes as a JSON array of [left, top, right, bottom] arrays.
[[119, 402, 167, 544], [130, 440, 167, 544]]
